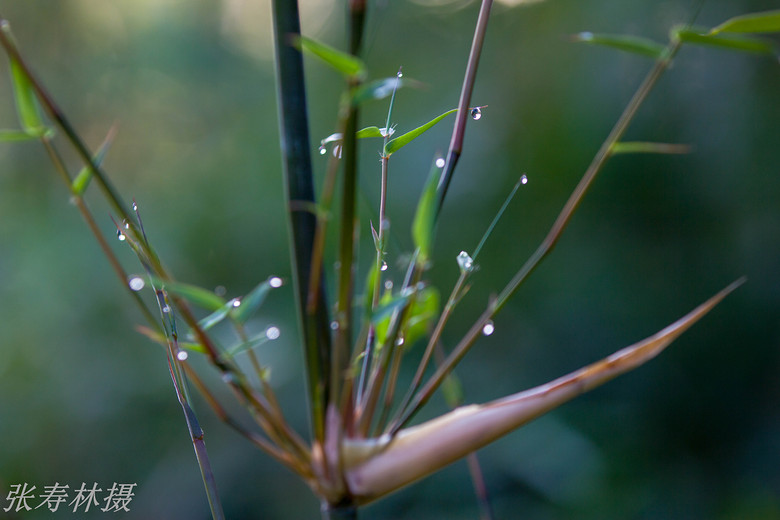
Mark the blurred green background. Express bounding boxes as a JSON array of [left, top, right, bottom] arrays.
[[1, 0, 778, 518]]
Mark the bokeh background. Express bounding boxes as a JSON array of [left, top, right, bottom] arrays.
[[1, 0, 778, 518]]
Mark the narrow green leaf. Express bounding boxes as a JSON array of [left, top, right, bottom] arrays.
[[611, 141, 692, 155], [197, 302, 234, 331], [72, 127, 116, 195], [294, 35, 365, 79], [357, 126, 385, 139], [147, 276, 227, 312], [403, 286, 440, 348], [374, 290, 410, 347], [0, 130, 38, 142], [710, 10, 780, 35], [673, 26, 775, 54], [571, 32, 667, 59], [384, 109, 458, 156], [222, 332, 272, 360], [1, 23, 49, 136], [412, 160, 443, 263], [230, 279, 274, 324]]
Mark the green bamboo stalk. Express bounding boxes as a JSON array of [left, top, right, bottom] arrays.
[[271, 0, 332, 442]]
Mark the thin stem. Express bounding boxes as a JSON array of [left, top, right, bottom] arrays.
[[436, 0, 494, 217], [392, 39, 682, 433]]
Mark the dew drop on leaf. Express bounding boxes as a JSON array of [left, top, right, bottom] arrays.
[[269, 276, 283, 288], [117, 230, 126, 241], [520, 174, 528, 185]]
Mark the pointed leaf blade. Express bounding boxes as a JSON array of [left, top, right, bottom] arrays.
[[611, 141, 692, 155], [710, 9, 780, 35], [147, 276, 227, 312], [571, 32, 667, 59], [0, 130, 38, 142], [411, 160, 443, 263], [72, 126, 116, 195], [294, 35, 365, 79], [673, 26, 775, 54], [230, 278, 275, 324], [384, 109, 457, 156]]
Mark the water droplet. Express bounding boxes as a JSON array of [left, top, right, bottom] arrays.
[[215, 285, 227, 296], [117, 230, 126, 241], [132, 202, 138, 211], [128, 277, 145, 291], [397, 70, 403, 78], [330, 321, 339, 331], [380, 261, 388, 272], [269, 276, 283, 288], [579, 31, 594, 42], [435, 157, 446, 168], [231, 299, 241, 308], [123, 219, 130, 230], [176, 350, 189, 361], [266, 326, 281, 340], [384, 280, 394, 290], [520, 174, 528, 185], [457, 251, 474, 273], [395, 336, 405, 346], [470, 107, 482, 120], [482, 320, 495, 336], [318, 145, 327, 155], [162, 305, 171, 313]]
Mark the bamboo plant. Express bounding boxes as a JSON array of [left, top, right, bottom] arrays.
[[1, 3, 779, 518]]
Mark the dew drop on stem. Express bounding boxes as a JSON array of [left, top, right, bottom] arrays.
[[318, 145, 327, 155], [380, 261, 388, 272], [231, 299, 241, 308], [482, 320, 495, 336], [520, 174, 528, 185], [330, 321, 339, 331], [470, 107, 482, 120], [176, 350, 188, 361], [435, 157, 445, 168], [269, 276, 283, 288], [117, 230, 126, 241], [128, 277, 145, 291]]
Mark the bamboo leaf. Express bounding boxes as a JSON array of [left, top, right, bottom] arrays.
[[411, 160, 443, 264], [197, 301, 234, 331], [136, 325, 208, 354], [571, 32, 667, 59], [230, 278, 276, 324], [710, 9, 780, 35], [294, 35, 366, 79], [356, 126, 385, 139], [1, 23, 50, 136], [0, 130, 38, 142], [673, 26, 775, 54], [344, 279, 744, 502], [611, 141, 692, 155], [72, 126, 116, 195], [147, 276, 227, 312], [373, 291, 411, 345], [403, 287, 440, 348], [384, 109, 457, 156]]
